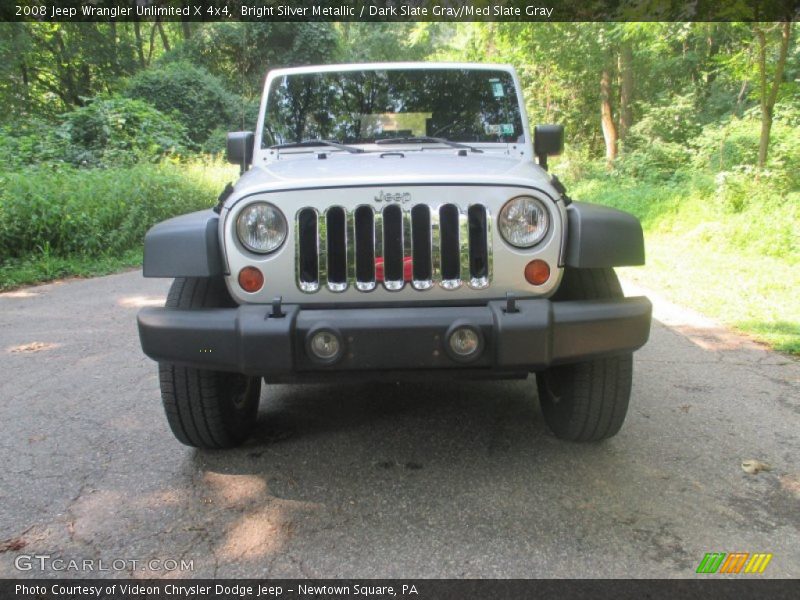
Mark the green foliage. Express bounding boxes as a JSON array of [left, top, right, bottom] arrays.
[[166, 22, 341, 100], [609, 102, 800, 186], [0, 97, 189, 169], [338, 23, 441, 63], [691, 108, 800, 185], [125, 61, 240, 145], [0, 22, 146, 119], [626, 94, 703, 147], [60, 96, 190, 167], [0, 160, 233, 268], [614, 139, 690, 181], [0, 118, 69, 169]]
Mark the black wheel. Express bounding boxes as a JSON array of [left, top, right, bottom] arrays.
[[536, 268, 633, 442], [158, 277, 261, 449]]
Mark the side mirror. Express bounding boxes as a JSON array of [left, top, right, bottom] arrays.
[[226, 131, 254, 172], [533, 124, 564, 170]]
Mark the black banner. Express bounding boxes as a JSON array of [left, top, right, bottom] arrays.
[[3, 579, 800, 600], [2, 0, 799, 22]]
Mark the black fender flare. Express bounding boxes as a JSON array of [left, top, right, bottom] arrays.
[[142, 210, 224, 278], [563, 201, 645, 268]]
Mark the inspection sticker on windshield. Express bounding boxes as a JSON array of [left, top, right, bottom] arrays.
[[490, 79, 505, 97], [486, 123, 514, 135], [484, 123, 514, 135]]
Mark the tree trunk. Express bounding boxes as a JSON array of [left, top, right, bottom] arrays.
[[179, 2, 192, 39], [756, 21, 792, 169], [618, 42, 634, 144], [133, 21, 146, 68], [19, 62, 30, 103], [147, 23, 158, 65], [734, 80, 749, 117], [600, 68, 618, 166], [156, 20, 171, 52], [109, 22, 118, 79], [53, 27, 79, 107]]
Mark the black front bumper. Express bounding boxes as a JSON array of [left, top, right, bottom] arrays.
[[137, 297, 651, 380]]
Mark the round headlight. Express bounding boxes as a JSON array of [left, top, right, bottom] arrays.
[[236, 202, 287, 254], [498, 196, 550, 248]]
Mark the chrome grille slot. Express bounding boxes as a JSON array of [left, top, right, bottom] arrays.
[[325, 206, 348, 292], [468, 204, 490, 289], [410, 205, 432, 289], [295, 202, 492, 293], [354, 206, 376, 291], [439, 204, 461, 288], [297, 208, 319, 292], [382, 204, 404, 290]]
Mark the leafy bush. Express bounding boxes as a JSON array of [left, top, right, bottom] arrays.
[[0, 98, 189, 169], [60, 97, 190, 167], [0, 118, 69, 169], [125, 61, 241, 146], [626, 93, 703, 147], [691, 108, 800, 189], [691, 114, 760, 172], [568, 163, 797, 261], [0, 160, 233, 263], [614, 94, 702, 180], [613, 100, 800, 187], [615, 139, 689, 181]]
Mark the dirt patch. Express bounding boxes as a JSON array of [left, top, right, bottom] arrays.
[[779, 474, 800, 500], [7, 342, 59, 354], [0, 290, 41, 299], [0, 536, 27, 553]]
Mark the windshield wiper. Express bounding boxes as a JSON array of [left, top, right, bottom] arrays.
[[269, 139, 364, 154], [374, 136, 483, 154]]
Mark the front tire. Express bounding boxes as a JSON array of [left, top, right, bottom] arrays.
[[536, 268, 633, 442], [158, 277, 261, 449]]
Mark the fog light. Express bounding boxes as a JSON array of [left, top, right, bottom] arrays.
[[448, 326, 481, 358], [524, 259, 550, 286], [238, 266, 264, 292], [309, 330, 342, 362]]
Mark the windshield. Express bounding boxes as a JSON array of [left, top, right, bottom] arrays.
[[263, 68, 525, 147]]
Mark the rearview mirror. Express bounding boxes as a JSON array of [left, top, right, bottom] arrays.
[[226, 131, 254, 172], [533, 124, 564, 170]]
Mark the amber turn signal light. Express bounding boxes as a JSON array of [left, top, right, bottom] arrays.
[[238, 266, 264, 292], [524, 260, 550, 286]]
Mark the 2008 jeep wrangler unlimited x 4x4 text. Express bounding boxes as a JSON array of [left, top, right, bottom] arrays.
[[137, 63, 652, 449]]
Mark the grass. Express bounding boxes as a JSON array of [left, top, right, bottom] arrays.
[[570, 172, 799, 356], [0, 248, 143, 290], [0, 158, 236, 291]]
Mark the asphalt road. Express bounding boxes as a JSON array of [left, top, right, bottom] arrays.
[[1, 270, 798, 579]]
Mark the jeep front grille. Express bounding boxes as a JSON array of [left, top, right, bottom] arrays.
[[295, 204, 492, 293]]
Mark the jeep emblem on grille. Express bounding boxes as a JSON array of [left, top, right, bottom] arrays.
[[374, 190, 411, 204]]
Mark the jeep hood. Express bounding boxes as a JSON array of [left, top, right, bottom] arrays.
[[231, 152, 557, 198]]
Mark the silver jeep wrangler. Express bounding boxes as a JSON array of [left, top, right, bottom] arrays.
[[137, 63, 651, 448]]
